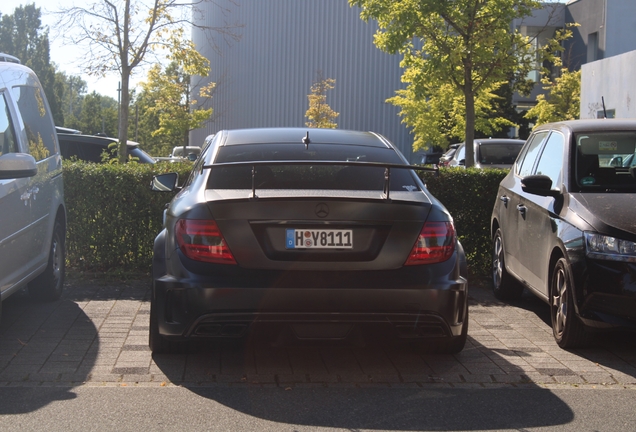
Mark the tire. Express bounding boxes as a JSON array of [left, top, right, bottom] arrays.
[[28, 220, 65, 301], [492, 228, 524, 301], [438, 306, 469, 354], [149, 298, 171, 354], [551, 257, 588, 349]]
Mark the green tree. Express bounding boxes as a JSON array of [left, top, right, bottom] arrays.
[[55, 72, 88, 125], [479, 81, 531, 140], [305, 73, 339, 129], [350, 0, 551, 166], [77, 91, 118, 136], [54, 1, 239, 163], [526, 69, 580, 126], [0, 4, 63, 124], [140, 33, 214, 156], [130, 88, 168, 156]]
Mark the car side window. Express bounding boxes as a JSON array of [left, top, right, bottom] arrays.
[[455, 145, 465, 163], [11, 85, 57, 161], [517, 131, 549, 177], [0, 93, 18, 157], [534, 132, 565, 187]]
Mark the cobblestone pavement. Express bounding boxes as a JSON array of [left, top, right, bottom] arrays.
[[1, 277, 636, 388]]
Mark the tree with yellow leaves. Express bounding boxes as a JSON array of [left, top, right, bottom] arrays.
[[141, 29, 215, 153], [305, 73, 339, 129]]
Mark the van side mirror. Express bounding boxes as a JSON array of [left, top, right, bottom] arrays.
[[0, 153, 38, 179]]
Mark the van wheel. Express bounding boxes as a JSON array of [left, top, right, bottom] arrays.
[[29, 220, 65, 301], [492, 229, 523, 301]]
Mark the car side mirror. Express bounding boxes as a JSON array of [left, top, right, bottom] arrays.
[[151, 172, 179, 192], [521, 175, 561, 197], [0, 153, 38, 179], [187, 153, 198, 162]]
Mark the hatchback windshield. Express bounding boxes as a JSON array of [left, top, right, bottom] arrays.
[[207, 143, 421, 191], [575, 132, 636, 191]]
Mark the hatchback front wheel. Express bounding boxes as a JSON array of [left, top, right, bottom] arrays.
[[550, 257, 588, 349]]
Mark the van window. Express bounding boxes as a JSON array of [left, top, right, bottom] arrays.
[[0, 93, 18, 156], [11, 85, 56, 161]]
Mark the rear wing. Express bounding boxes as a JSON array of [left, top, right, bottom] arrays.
[[202, 160, 438, 201]]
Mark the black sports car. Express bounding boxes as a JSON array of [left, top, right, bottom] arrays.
[[150, 128, 468, 353], [491, 119, 636, 349]]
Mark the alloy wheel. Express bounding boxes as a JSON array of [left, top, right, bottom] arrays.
[[552, 265, 568, 338]]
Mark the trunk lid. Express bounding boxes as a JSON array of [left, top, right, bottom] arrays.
[[205, 190, 433, 271]]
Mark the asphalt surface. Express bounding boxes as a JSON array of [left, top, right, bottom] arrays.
[[1, 275, 636, 391]]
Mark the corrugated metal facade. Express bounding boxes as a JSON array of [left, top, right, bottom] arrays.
[[190, 0, 414, 158]]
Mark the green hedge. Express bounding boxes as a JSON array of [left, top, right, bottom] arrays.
[[63, 163, 506, 276], [420, 168, 507, 276], [63, 161, 192, 272]]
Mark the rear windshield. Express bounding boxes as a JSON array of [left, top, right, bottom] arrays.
[[207, 143, 421, 191], [575, 132, 636, 191], [477, 143, 523, 165]]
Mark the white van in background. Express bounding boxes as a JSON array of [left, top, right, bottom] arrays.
[[0, 56, 66, 320]]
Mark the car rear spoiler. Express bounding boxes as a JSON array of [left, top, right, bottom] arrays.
[[202, 160, 438, 201]]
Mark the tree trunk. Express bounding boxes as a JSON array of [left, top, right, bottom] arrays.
[[118, 0, 131, 163], [118, 67, 130, 163], [463, 59, 475, 169]]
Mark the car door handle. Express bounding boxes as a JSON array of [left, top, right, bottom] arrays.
[[499, 195, 509, 205], [517, 204, 527, 215]]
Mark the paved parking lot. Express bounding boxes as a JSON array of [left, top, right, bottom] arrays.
[[1, 276, 636, 388]]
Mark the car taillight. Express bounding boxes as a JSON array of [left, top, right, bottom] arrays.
[[404, 221, 456, 265], [175, 219, 237, 264]]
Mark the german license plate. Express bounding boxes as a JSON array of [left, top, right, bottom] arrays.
[[286, 229, 353, 249]]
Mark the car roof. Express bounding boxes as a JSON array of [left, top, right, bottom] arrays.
[[474, 138, 525, 145], [533, 118, 636, 133], [218, 128, 393, 148], [0, 53, 21, 64], [57, 133, 140, 148]]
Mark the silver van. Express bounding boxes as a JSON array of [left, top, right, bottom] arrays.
[[0, 58, 66, 320]]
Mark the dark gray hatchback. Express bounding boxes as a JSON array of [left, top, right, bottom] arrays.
[[150, 128, 468, 353], [491, 119, 636, 348]]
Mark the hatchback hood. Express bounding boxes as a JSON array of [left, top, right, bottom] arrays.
[[570, 193, 636, 238]]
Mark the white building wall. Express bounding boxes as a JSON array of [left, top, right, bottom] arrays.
[[191, 0, 414, 158], [580, 50, 636, 119]]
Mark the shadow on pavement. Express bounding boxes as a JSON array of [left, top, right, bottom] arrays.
[[0, 286, 97, 414], [190, 385, 573, 431], [152, 334, 575, 431]]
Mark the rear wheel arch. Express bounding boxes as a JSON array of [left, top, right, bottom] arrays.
[[55, 206, 67, 235], [491, 219, 500, 239]]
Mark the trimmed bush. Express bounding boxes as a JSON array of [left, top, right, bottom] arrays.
[[63, 163, 506, 276], [420, 168, 508, 277], [63, 161, 192, 272]]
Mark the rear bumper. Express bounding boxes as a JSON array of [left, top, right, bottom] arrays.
[[153, 275, 468, 341]]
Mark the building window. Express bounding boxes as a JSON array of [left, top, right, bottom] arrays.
[[597, 109, 615, 119], [588, 32, 599, 62]]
